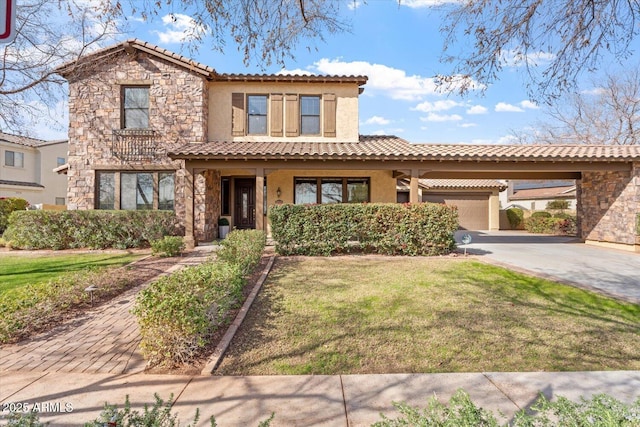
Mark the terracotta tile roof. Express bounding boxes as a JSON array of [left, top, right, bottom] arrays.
[[169, 136, 640, 162], [214, 73, 368, 85], [0, 131, 46, 147], [511, 186, 576, 200], [420, 179, 507, 190]]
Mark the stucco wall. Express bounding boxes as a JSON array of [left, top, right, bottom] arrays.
[[65, 50, 209, 229], [208, 82, 360, 142], [578, 163, 639, 247]]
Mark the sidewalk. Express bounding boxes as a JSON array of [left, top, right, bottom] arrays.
[[1, 370, 639, 426], [0, 246, 215, 375]]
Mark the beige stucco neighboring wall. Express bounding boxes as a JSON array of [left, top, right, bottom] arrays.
[[208, 81, 360, 142], [0, 141, 68, 205]]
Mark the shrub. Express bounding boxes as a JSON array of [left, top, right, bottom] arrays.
[[373, 390, 640, 427], [216, 229, 266, 275], [269, 203, 458, 256], [0, 197, 28, 235], [133, 261, 244, 367], [553, 212, 573, 220], [218, 217, 230, 226], [2, 210, 180, 250], [0, 266, 140, 344], [525, 215, 577, 235], [531, 211, 552, 218], [505, 207, 524, 229], [636, 213, 640, 235], [546, 199, 570, 210], [151, 236, 185, 257]]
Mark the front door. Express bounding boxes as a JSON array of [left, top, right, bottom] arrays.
[[234, 178, 256, 229]]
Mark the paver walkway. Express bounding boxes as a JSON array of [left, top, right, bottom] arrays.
[[0, 246, 214, 375]]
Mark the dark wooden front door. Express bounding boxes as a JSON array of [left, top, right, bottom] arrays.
[[234, 179, 256, 229]]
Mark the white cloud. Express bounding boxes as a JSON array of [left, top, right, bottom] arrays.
[[421, 113, 463, 122], [277, 68, 317, 76], [466, 105, 488, 115], [347, 1, 362, 10], [458, 123, 477, 128], [412, 99, 462, 113], [501, 49, 556, 68], [519, 100, 539, 110], [495, 102, 524, 113], [364, 116, 390, 125], [497, 134, 519, 144], [371, 129, 388, 136], [581, 87, 606, 96], [153, 14, 206, 44]]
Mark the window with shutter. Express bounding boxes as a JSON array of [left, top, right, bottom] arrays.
[[323, 93, 337, 137], [285, 94, 299, 136], [231, 93, 245, 136], [270, 94, 283, 137]]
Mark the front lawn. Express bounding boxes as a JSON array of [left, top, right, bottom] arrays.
[[217, 257, 640, 374], [0, 253, 142, 293]]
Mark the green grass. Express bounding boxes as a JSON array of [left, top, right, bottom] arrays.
[[0, 253, 142, 293], [217, 257, 640, 375]]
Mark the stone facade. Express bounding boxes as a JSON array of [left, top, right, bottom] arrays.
[[66, 50, 209, 231], [194, 169, 221, 242], [578, 163, 640, 247]]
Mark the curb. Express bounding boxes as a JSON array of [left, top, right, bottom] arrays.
[[201, 255, 276, 375]]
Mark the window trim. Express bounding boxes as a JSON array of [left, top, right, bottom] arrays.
[[121, 85, 150, 129], [294, 177, 370, 204], [247, 94, 269, 135], [4, 150, 24, 168], [300, 95, 321, 136], [95, 171, 175, 211]]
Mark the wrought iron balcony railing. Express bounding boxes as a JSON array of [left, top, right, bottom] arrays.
[[111, 129, 163, 161]]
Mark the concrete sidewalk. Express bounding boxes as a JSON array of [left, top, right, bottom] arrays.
[[1, 370, 638, 426]]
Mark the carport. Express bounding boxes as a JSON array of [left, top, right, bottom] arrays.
[[392, 144, 640, 252]]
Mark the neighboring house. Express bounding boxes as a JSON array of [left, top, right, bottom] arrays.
[[398, 179, 506, 230], [502, 180, 577, 211], [0, 132, 68, 206], [55, 39, 640, 251]]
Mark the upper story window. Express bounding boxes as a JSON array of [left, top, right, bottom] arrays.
[[56, 157, 66, 167], [5, 150, 24, 168], [247, 95, 268, 134], [122, 86, 149, 129], [300, 96, 320, 135]]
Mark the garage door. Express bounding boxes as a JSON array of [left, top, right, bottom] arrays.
[[423, 193, 489, 230]]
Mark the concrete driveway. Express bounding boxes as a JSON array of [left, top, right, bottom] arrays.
[[455, 231, 640, 304]]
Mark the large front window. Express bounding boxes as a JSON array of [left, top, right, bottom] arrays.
[[4, 150, 24, 168], [300, 96, 320, 135], [96, 171, 175, 210], [122, 86, 149, 129], [294, 177, 370, 204], [247, 95, 268, 134]]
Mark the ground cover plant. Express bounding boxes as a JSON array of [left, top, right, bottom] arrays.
[[0, 253, 140, 293], [133, 230, 266, 368], [217, 257, 640, 375]]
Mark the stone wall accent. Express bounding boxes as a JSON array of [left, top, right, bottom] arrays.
[[578, 163, 639, 246], [65, 50, 209, 233], [194, 169, 221, 242]]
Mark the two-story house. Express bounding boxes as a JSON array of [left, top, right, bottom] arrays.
[[0, 132, 68, 206], [56, 39, 640, 251]]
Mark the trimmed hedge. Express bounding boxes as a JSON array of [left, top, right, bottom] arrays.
[[0, 197, 28, 234], [505, 207, 524, 229], [531, 210, 552, 218], [2, 210, 181, 249], [525, 215, 577, 235], [269, 203, 458, 256], [133, 229, 266, 367], [546, 199, 570, 210]]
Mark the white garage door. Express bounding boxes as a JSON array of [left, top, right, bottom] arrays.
[[423, 193, 490, 230]]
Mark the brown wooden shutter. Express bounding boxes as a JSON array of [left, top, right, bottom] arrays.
[[285, 94, 299, 137], [232, 93, 245, 136], [323, 93, 337, 137], [270, 94, 283, 137]]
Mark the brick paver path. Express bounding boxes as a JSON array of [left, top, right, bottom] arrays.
[[0, 246, 214, 375]]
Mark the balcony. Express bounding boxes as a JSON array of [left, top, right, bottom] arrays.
[[111, 129, 163, 161]]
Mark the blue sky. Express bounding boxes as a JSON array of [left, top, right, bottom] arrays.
[[36, 0, 618, 144]]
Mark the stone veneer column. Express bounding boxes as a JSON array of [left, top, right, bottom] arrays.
[[194, 169, 221, 242], [578, 163, 639, 249]]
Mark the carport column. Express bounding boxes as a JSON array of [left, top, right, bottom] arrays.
[[183, 165, 195, 249], [410, 169, 420, 204], [256, 167, 264, 231]]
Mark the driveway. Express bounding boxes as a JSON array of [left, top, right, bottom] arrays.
[[455, 231, 640, 304]]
